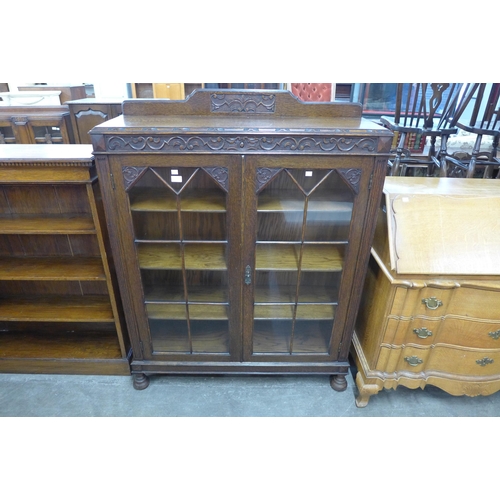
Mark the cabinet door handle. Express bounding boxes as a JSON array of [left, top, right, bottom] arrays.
[[245, 265, 252, 285], [476, 357, 494, 366], [404, 355, 423, 366], [488, 330, 500, 340], [413, 327, 433, 339], [422, 297, 443, 310]]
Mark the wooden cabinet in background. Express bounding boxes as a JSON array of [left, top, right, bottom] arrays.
[[130, 83, 188, 100], [352, 177, 500, 407], [0, 145, 130, 375], [0, 106, 74, 145], [17, 85, 87, 104], [90, 89, 392, 390], [67, 98, 123, 144]]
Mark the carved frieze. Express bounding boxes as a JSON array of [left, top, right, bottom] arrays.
[[211, 93, 276, 113], [106, 135, 377, 154]]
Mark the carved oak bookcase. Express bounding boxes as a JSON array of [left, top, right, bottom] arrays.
[[90, 90, 392, 390]]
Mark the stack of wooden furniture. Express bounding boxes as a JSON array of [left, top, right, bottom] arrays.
[[89, 89, 392, 390], [0, 145, 130, 374], [0, 106, 74, 145], [352, 177, 500, 407]]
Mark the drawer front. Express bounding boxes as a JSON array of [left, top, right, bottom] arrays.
[[385, 317, 500, 349], [391, 286, 500, 321], [378, 345, 500, 377]]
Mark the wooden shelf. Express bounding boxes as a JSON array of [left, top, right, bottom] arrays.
[[145, 285, 227, 303], [254, 285, 337, 304], [0, 214, 96, 234], [138, 243, 227, 270], [258, 193, 353, 214], [0, 257, 106, 281], [253, 304, 335, 320], [252, 322, 331, 354], [255, 244, 344, 271], [0, 296, 115, 322], [0, 331, 123, 360], [150, 320, 229, 354], [146, 303, 228, 320], [130, 188, 226, 212]]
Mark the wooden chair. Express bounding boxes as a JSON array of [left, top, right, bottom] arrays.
[[380, 83, 463, 176], [444, 83, 500, 178]]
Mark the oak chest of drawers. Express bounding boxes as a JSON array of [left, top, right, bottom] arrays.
[[352, 177, 500, 407]]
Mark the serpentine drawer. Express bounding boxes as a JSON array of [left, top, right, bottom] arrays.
[[377, 345, 500, 377], [391, 285, 500, 320], [384, 316, 500, 349]]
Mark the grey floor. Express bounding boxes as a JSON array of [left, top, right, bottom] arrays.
[[2, 363, 500, 417]]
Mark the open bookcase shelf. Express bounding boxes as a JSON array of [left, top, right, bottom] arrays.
[[0, 145, 130, 375]]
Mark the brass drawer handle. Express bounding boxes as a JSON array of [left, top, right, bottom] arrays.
[[488, 330, 500, 340], [413, 327, 433, 339], [422, 297, 443, 310], [476, 357, 494, 367], [404, 355, 423, 367]]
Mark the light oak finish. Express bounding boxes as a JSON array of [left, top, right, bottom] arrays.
[[0, 144, 130, 375], [352, 177, 500, 407], [384, 177, 500, 275]]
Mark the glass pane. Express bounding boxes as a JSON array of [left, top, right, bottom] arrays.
[[253, 167, 352, 356], [0, 126, 15, 143], [128, 166, 230, 355], [33, 126, 63, 142]]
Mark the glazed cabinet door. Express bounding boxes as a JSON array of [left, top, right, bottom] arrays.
[[242, 155, 372, 362], [102, 154, 242, 362]]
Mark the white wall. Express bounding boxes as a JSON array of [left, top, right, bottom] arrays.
[[92, 83, 130, 98]]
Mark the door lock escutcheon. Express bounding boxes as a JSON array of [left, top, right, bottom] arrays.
[[245, 265, 252, 285]]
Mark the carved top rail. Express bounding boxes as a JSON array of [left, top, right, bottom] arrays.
[[90, 90, 393, 155], [121, 89, 362, 118]]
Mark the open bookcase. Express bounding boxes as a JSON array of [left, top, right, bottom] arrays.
[[0, 145, 130, 374], [90, 89, 392, 391]]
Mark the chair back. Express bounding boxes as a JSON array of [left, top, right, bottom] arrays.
[[394, 83, 463, 131], [449, 83, 500, 134]]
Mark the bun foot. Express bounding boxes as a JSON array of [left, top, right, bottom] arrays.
[[133, 373, 150, 390], [330, 374, 348, 392]]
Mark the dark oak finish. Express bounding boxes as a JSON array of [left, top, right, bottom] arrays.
[[380, 83, 463, 177], [0, 106, 74, 145], [0, 144, 130, 375], [445, 83, 500, 178], [90, 89, 392, 390], [67, 98, 123, 144]]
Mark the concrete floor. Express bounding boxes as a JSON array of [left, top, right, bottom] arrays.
[[2, 365, 500, 417]]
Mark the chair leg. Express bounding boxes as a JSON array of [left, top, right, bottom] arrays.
[[467, 134, 483, 178], [391, 132, 407, 176], [428, 136, 437, 176], [485, 135, 499, 179], [438, 135, 449, 177]]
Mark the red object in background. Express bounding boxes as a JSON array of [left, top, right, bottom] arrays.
[[290, 83, 333, 102]]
